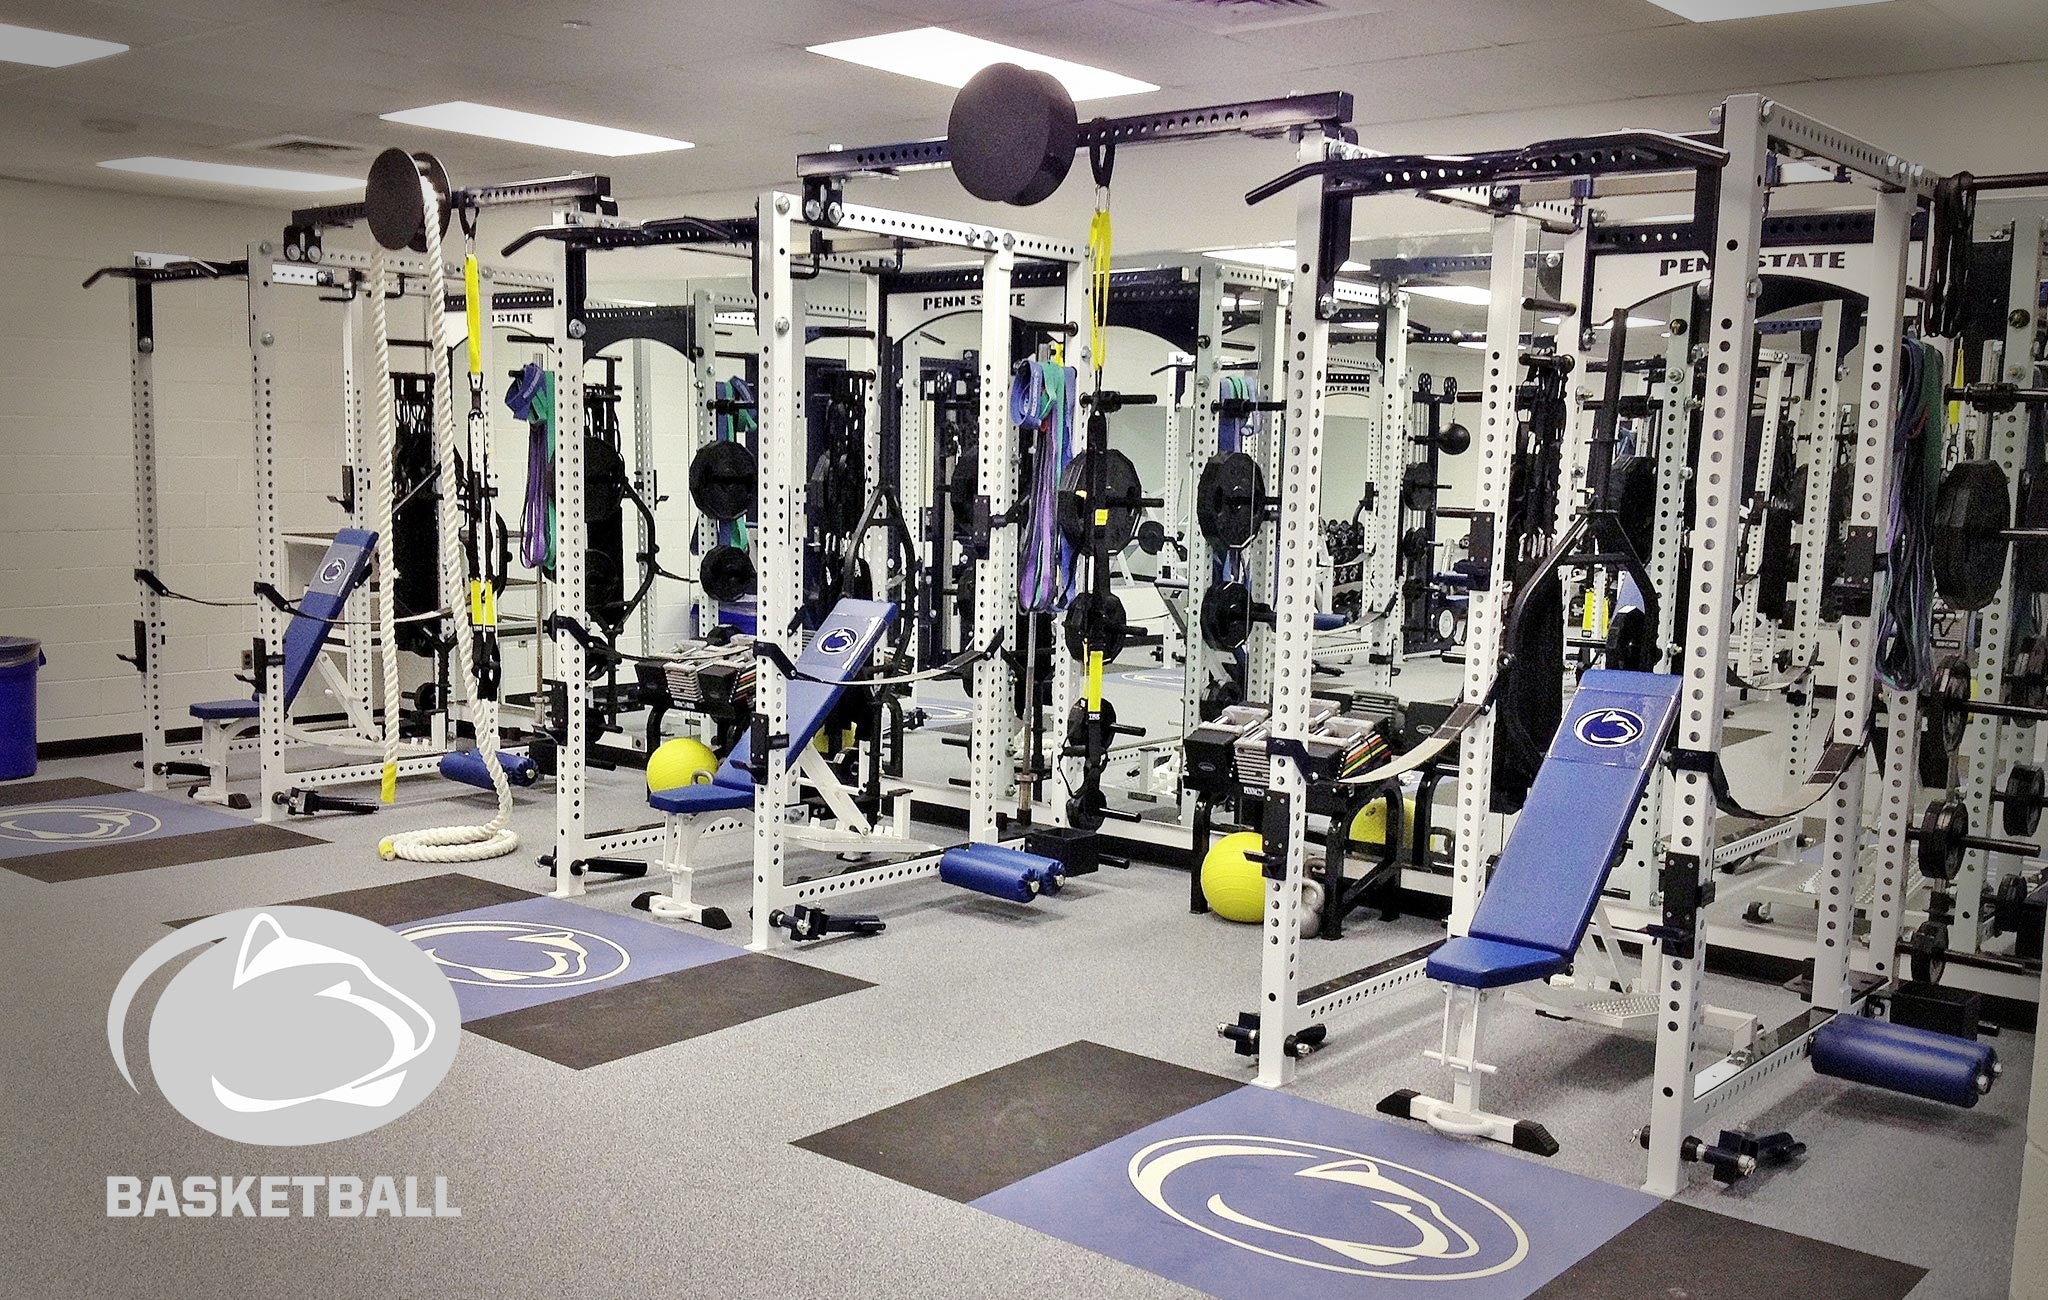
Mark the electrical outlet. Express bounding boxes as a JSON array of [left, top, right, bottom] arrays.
[[240, 649, 254, 672]]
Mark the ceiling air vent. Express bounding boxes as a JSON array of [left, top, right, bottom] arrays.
[[1144, 0, 1380, 34], [233, 134, 369, 159]]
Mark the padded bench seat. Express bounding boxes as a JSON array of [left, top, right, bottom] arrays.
[[1427, 936, 1569, 989], [649, 776, 756, 815], [1427, 670, 1682, 991], [189, 698, 261, 720], [647, 598, 898, 821]]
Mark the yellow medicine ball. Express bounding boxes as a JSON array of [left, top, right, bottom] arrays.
[[1200, 831, 1269, 923], [647, 737, 718, 792], [1350, 795, 1416, 848]]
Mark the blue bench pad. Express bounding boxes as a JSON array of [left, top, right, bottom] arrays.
[[1438, 670, 1681, 988], [190, 698, 260, 720], [1427, 937, 1568, 989], [651, 598, 898, 817]]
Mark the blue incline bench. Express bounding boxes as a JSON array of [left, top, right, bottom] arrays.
[[182, 530, 378, 807], [1428, 669, 1682, 990], [1381, 670, 1681, 1156], [638, 598, 898, 928], [647, 598, 897, 817]]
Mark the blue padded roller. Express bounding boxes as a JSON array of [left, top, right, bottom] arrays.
[[439, 748, 539, 790], [190, 529, 377, 721], [646, 598, 898, 817], [950, 843, 1066, 896], [1428, 670, 1682, 990], [1811, 1014, 1997, 1108], [938, 844, 1060, 903]]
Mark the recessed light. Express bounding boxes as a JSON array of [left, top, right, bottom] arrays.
[[1645, 0, 1890, 20], [807, 27, 1156, 101], [1409, 284, 1493, 306], [98, 157, 363, 192], [0, 22, 128, 67], [380, 101, 691, 157]]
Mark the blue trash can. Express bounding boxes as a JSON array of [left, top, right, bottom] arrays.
[[0, 637, 45, 781]]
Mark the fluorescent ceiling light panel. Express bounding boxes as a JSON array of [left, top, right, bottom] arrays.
[[98, 157, 362, 192], [808, 27, 1156, 101], [1205, 245, 1364, 273], [1408, 284, 1493, 306], [1645, 0, 1889, 20], [0, 22, 127, 67], [380, 102, 691, 157], [1541, 313, 1667, 328]]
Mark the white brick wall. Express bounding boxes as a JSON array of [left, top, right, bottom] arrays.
[[0, 178, 345, 744]]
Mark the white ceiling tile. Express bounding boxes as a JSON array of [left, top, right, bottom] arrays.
[[1111, 0, 1401, 37], [1545, 25, 1811, 98], [1921, 0, 2048, 57], [1713, 2, 2009, 78], [1193, 6, 1494, 68], [1423, 0, 1685, 44], [846, 0, 1070, 20]]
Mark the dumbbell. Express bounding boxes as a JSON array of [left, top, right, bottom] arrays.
[[1908, 798, 2039, 882], [1992, 763, 2048, 837], [1923, 656, 2048, 757]]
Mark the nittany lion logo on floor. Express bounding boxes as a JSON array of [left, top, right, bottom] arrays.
[[107, 908, 459, 1145], [1128, 1135, 1529, 1281], [0, 803, 163, 844], [1574, 707, 1644, 748], [399, 918, 631, 988]]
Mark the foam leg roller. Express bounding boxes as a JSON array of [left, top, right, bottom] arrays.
[[938, 846, 1046, 903], [1811, 1015, 1997, 1107], [440, 749, 537, 791], [950, 843, 1066, 895]]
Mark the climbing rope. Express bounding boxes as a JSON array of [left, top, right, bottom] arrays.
[[380, 175, 518, 862]]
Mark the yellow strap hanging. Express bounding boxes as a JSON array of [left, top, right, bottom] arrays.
[[464, 255, 482, 377], [1087, 203, 1112, 383]]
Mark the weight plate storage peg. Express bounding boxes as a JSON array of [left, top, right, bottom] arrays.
[[1200, 582, 1255, 651], [1932, 459, 2011, 612], [1195, 451, 1264, 550], [1063, 591, 1129, 663], [1057, 449, 1143, 552], [699, 545, 756, 603], [689, 440, 758, 522]]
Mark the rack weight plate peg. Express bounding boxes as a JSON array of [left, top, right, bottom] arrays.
[[1063, 590, 1129, 663], [689, 439, 758, 522]]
